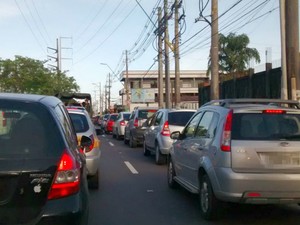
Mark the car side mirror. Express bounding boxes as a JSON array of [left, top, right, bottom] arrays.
[[170, 131, 181, 140]]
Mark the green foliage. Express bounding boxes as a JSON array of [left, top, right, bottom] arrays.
[[0, 56, 79, 95], [207, 32, 261, 75]]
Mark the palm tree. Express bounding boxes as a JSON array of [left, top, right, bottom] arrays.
[[207, 32, 261, 76]]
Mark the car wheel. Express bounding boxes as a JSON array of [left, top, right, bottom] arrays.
[[88, 170, 99, 189], [124, 134, 129, 145], [167, 157, 178, 189], [129, 134, 137, 148], [143, 140, 150, 156], [199, 174, 221, 220], [155, 144, 166, 165]]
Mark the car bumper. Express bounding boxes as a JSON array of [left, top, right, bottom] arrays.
[[86, 150, 101, 176], [213, 167, 300, 204], [131, 129, 146, 144], [37, 190, 89, 225], [158, 137, 173, 155]]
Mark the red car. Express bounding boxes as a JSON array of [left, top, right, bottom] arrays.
[[105, 113, 118, 133]]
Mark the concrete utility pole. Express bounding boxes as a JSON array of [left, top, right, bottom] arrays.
[[108, 73, 111, 112], [158, 7, 164, 108], [174, 0, 181, 108], [164, 0, 171, 109], [285, 0, 299, 100], [125, 50, 130, 111], [280, 0, 288, 100], [210, 0, 219, 100]]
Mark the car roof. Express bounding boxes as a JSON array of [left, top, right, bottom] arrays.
[[0, 93, 61, 107], [201, 98, 300, 109]]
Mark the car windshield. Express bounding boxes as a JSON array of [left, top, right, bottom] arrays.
[[232, 113, 300, 140], [69, 113, 89, 133], [168, 111, 195, 126]]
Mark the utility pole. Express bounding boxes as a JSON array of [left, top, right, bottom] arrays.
[[158, 7, 164, 108], [108, 73, 111, 113], [125, 50, 130, 111], [280, 0, 288, 100], [164, 0, 171, 108], [210, 0, 219, 100], [285, 0, 299, 100], [174, 0, 181, 108]]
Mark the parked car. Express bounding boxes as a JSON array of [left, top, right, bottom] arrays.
[[67, 106, 101, 189], [124, 107, 158, 147], [0, 93, 90, 224], [143, 109, 196, 164], [168, 98, 300, 220], [112, 112, 131, 139], [104, 113, 119, 134]]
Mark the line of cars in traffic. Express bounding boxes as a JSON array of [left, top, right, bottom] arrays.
[[101, 99, 300, 221]]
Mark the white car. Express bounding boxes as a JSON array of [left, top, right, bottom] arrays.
[[112, 112, 131, 139]]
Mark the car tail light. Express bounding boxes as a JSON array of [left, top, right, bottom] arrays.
[[161, 121, 170, 136], [263, 109, 286, 114], [120, 120, 126, 126], [48, 150, 80, 200], [86, 135, 95, 152], [134, 118, 138, 127], [220, 110, 233, 152]]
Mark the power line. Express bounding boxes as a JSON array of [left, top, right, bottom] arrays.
[[14, 0, 46, 55]]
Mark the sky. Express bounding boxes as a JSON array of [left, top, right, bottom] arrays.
[[0, 0, 283, 104]]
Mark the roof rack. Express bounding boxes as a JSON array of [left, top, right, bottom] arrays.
[[202, 98, 300, 109]]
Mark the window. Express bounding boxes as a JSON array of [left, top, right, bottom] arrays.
[[183, 112, 203, 138], [195, 112, 214, 137]]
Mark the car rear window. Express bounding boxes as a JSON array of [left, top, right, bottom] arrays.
[[0, 101, 62, 158], [69, 113, 89, 133], [138, 110, 157, 119], [232, 113, 300, 140], [123, 113, 130, 120], [110, 114, 118, 121], [168, 111, 195, 126]]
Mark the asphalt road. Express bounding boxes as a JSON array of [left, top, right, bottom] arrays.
[[88, 133, 300, 225]]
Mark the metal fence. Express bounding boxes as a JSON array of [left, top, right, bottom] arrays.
[[198, 67, 282, 106]]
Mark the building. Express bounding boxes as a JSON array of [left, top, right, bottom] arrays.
[[119, 70, 209, 111]]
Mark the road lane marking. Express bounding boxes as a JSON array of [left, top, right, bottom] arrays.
[[124, 161, 139, 174], [109, 142, 114, 146]]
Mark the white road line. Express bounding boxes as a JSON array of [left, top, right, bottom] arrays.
[[109, 142, 114, 146], [124, 161, 139, 174]]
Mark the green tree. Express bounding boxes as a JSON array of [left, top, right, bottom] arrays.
[[208, 32, 261, 75], [0, 56, 79, 95]]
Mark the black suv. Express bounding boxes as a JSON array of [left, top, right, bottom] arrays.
[[0, 93, 90, 225], [124, 107, 158, 147]]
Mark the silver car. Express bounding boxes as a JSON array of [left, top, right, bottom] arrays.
[[168, 99, 300, 220], [143, 109, 195, 165], [67, 107, 101, 189], [112, 112, 131, 140]]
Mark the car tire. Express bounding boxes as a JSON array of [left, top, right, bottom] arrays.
[[155, 144, 166, 165], [124, 135, 129, 145], [129, 134, 137, 148], [143, 140, 150, 156], [88, 170, 99, 189], [112, 132, 116, 138], [199, 174, 221, 220], [167, 157, 178, 189]]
